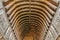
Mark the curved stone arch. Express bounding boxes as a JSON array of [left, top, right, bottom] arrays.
[[3, 0, 59, 40]]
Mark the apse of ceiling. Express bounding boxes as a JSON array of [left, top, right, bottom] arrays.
[[3, 0, 58, 40]]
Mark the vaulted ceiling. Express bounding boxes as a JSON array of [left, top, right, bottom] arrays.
[[3, 0, 58, 40]]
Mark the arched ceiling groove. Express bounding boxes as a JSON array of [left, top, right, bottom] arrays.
[[3, 0, 58, 40]]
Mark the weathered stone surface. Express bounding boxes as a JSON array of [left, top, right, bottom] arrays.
[[49, 25, 58, 40], [0, 1, 16, 40], [52, 5, 60, 35], [45, 3, 60, 40], [45, 30, 54, 40]]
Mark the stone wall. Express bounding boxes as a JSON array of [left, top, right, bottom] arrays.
[[0, 0, 17, 40], [44, 2, 60, 40]]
